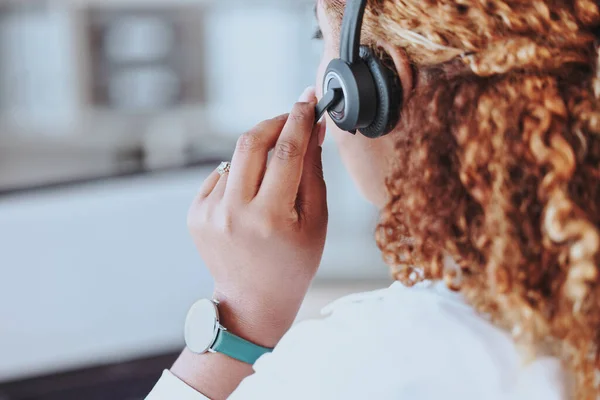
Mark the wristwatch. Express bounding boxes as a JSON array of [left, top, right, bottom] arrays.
[[184, 299, 274, 365]]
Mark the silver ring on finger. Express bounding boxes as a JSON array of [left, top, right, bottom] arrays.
[[217, 161, 232, 176]]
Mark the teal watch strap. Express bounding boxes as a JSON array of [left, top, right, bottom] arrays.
[[212, 329, 273, 365]]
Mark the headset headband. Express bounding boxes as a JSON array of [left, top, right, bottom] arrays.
[[340, 0, 368, 63]]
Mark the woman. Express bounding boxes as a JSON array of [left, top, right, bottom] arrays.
[[148, 0, 600, 398]]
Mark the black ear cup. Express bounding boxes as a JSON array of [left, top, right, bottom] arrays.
[[357, 46, 403, 138], [323, 58, 378, 133], [320, 0, 402, 138]]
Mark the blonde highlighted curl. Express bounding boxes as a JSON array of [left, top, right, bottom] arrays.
[[324, 0, 600, 397]]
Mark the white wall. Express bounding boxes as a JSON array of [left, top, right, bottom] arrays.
[[0, 6, 78, 132], [203, 2, 319, 137], [0, 168, 208, 381], [0, 146, 387, 381]]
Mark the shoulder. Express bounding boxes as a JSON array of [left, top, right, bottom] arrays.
[[316, 280, 500, 356], [314, 282, 516, 377]]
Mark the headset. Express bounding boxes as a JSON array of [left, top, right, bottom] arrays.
[[315, 0, 403, 138]]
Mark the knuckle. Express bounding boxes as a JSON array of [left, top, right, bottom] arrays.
[[275, 139, 302, 161], [254, 213, 278, 238], [214, 206, 235, 235], [187, 203, 210, 232], [312, 159, 325, 180], [289, 102, 314, 123], [296, 198, 314, 215], [236, 131, 263, 153]]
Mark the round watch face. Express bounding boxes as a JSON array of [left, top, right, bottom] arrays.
[[184, 299, 219, 354]]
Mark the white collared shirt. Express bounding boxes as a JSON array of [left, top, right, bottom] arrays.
[[147, 282, 567, 400]]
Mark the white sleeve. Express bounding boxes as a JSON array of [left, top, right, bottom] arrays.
[[227, 297, 432, 400], [146, 370, 211, 400]]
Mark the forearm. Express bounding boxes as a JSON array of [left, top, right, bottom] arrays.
[[171, 348, 252, 400]]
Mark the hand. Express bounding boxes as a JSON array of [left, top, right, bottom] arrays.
[[187, 87, 328, 348]]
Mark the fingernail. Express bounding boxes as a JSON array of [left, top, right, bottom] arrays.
[[298, 86, 316, 103], [318, 120, 327, 147]]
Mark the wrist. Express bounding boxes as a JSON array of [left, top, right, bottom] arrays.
[[213, 291, 300, 348]]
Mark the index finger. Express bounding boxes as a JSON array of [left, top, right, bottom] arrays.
[[257, 100, 317, 209]]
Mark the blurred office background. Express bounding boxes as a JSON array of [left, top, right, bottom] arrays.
[[0, 0, 388, 398]]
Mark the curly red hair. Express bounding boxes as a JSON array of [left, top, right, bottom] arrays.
[[324, 0, 600, 397]]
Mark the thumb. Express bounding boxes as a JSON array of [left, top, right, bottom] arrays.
[[297, 120, 328, 224]]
